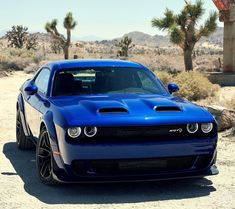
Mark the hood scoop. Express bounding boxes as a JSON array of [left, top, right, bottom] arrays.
[[98, 107, 128, 114], [154, 106, 181, 112]]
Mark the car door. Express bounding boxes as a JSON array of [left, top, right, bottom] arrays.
[[24, 68, 50, 138]]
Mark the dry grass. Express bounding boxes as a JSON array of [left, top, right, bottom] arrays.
[[173, 72, 220, 101], [156, 71, 220, 101]]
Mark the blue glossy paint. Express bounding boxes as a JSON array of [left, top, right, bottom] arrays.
[[17, 59, 218, 183], [24, 83, 38, 95], [168, 83, 180, 94]]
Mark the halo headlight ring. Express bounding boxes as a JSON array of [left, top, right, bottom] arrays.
[[84, 127, 98, 138], [201, 123, 213, 133], [67, 127, 82, 138], [186, 123, 199, 134]]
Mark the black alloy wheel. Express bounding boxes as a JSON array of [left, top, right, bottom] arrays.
[[36, 127, 58, 185]]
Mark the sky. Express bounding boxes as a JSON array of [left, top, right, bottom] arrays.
[[0, 0, 222, 40]]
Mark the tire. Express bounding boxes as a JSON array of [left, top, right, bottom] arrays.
[[16, 110, 34, 150], [36, 127, 59, 185]]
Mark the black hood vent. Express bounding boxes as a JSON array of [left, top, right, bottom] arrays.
[[98, 107, 128, 114], [155, 106, 181, 112]]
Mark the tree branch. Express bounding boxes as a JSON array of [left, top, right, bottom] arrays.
[[198, 11, 218, 38]]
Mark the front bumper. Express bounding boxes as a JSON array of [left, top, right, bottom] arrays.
[[52, 135, 218, 183], [52, 163, 219, 183]]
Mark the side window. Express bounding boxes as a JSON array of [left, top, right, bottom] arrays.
[[34, 68, 50, 95]]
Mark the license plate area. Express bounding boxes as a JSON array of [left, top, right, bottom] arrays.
[[118, 159, 167, 170]]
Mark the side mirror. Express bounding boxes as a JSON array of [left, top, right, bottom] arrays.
[[24, 83, 38, 95], [168, 83, 179, 94]]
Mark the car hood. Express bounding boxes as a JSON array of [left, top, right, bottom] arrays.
[[50, 94, 215, 127]]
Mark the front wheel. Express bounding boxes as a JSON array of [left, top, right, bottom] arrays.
[[36, 127, 58, 185]]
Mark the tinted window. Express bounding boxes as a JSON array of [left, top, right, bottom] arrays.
[[137, 71, 156, 89], [53, 67, 167, 96], [35, 68, 50, 94]]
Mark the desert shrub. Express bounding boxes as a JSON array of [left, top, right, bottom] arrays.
[[7, 48, 33, 58], [0, 61, 23, 71], [0, 53, 9, 62], [173, 72, 220, 101], [24, 63, 39, 74], [155, 70, 220, 101], [155, 71, 173, 86], [0, 48, 36, 69], [33, 52, 45, 64]]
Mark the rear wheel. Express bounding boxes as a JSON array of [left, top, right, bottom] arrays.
[[16, 110, 34, 150], [36, 127, 58, 185]]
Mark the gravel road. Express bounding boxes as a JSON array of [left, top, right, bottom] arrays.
[[0, 72, 234, 209]]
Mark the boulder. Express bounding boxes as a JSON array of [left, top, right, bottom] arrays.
[[205, 105, 235, 132], [222, 127, 235, 138]]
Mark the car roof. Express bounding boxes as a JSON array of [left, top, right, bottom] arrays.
[[45, 59, 145, 70]]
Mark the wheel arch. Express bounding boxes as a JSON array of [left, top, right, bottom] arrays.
[[17, 93, 24, 113], [40, 111, 66, 173], [41, 111, 57, 142], [40, 121, 46, 131]]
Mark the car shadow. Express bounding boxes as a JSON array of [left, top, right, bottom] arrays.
[[3, 142, 216, 205]]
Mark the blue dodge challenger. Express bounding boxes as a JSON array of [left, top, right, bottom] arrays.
[[16, 59, 218, 185]]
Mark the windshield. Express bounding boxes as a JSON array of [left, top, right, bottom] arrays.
[[52, 67, 167, 96]]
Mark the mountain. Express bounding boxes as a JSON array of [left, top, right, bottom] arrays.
[[115, 27, 223, 47], [199, 27, 223, 46], [0, 27, 223, 47], [76, 35, 105, 42], [32, 28, 224, 48], [116, 31, 170, 47]]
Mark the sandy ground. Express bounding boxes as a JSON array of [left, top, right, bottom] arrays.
[[0, 72, 234, 209]]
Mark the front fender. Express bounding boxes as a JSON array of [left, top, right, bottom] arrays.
[[42, 111, 65, 170], [17, 93, 30, 136], [42, 111, 58, 145]]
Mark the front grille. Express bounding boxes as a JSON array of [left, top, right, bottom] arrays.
[[72, 156, 212, 177], [72, 124, 216, 144]]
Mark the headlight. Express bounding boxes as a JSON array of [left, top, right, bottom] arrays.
[[186, 123, 199, 134], [201, 123, 213, 133], [68, 127, 82, 138], [84, 127, 97, 137]]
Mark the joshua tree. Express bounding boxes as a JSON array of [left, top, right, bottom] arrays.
[[45, 12, 77, 59], [6, 25, 29, 49], [5, 25, 38, 50], [116, 36, 135, 58], [152, 0, 218, 71]]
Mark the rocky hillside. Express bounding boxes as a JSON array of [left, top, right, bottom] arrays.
[[115, 27, 223, 48], [115, 31, 170, 47]]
